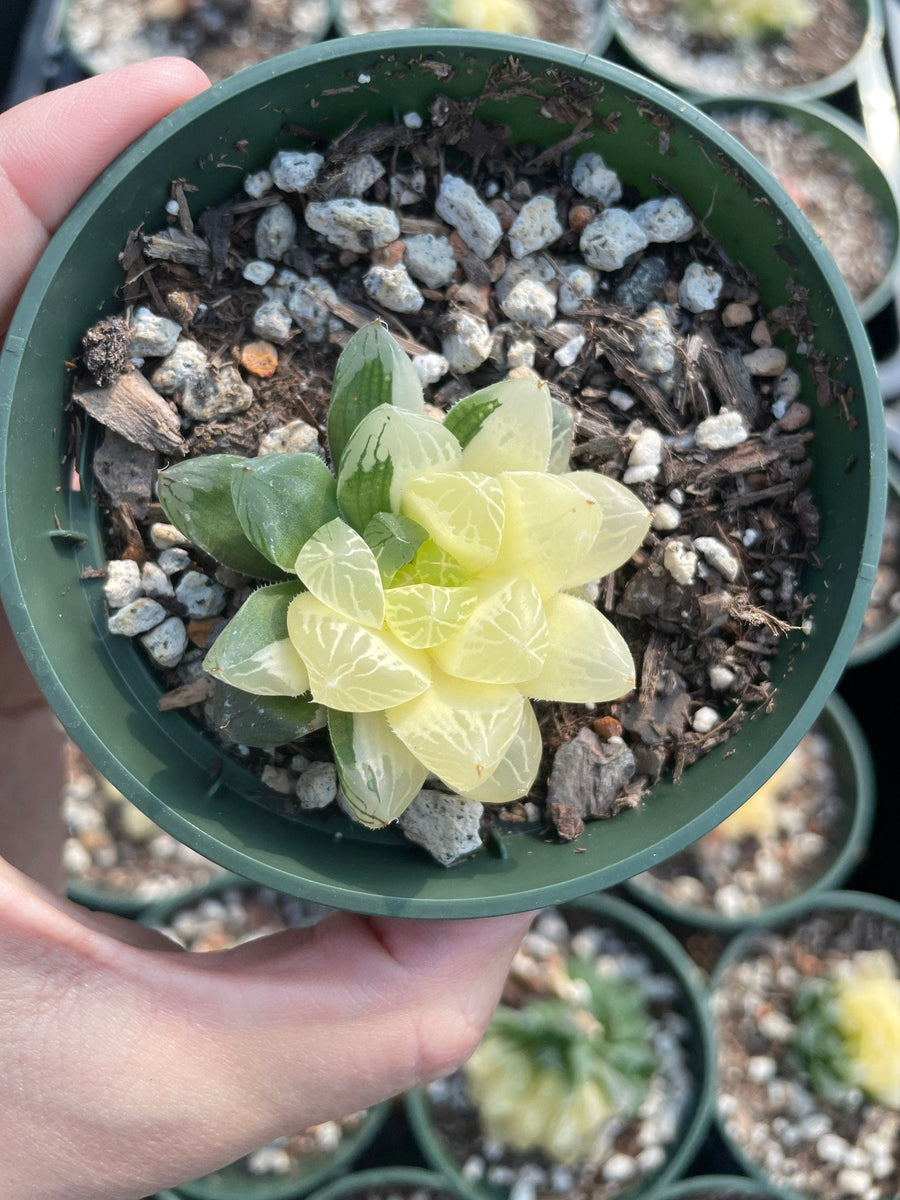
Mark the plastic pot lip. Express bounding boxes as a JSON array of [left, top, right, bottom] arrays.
[[608, 0, 882, 104], [136, 870, 316, 927], [622, 692, 877, 934], [848, 456, 900, 666], [650, 1177, 780, 1200], [0, 30, 886, 919], [303, 1167, 462, 1200], [58, 0, 338, 80], [331, 0, 616, 54], [405, 892, 715, 1200], [694, 94, 900, 323], [708, 889, 900, 1200]]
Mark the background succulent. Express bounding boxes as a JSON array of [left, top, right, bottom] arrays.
[[157, 323, 649, 828], [675, 0, 817, 42]]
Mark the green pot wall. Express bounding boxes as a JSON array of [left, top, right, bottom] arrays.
[[697, 97, 900, 322], [848, 456, 900, 666], [0, 32, 885, 917], [709, 889, 900, 1200], [303, 1167, 464, 1200], [651, 1178, 779, 1200], [622, 692, 877, 934], [609, 0, 881, 103], [406, 893, 715, 1200]]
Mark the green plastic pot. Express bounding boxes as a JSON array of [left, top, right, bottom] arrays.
[[709, 889, 900, 1200], [650, 1178, 778, 1200], [406, 893, 715, 1200], [145, 875, 385, 1200], [848, 456, 900, 665], [696, 97, 900, 322], [332, 0, 614, 55], [0, 32, 885, 918], [302, 1167, 465, 1200], [622, 692, 876, 934], [608, 0, 881, 103]]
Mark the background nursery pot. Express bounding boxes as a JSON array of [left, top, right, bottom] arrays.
[[301, 1167, 465, 1200], [405, 893, 715, 1200], [710, 889, 900, 1200], [621, 692, 877, 933], [848, 455, 900, 666], [0, 32, 886, 917], [650, 1178, 779, 1199]]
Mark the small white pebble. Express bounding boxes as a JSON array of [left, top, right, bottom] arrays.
[[748, 1056, 777, 1083], [435, 173, 503, 260], [694, 535, 741, 582], [150, 522, 190, 551], [403, 110, 423, 129], [108, 597, 167, 637], [296, 762, 338, 810], [412, 353, 449, 386], [255, 201, 297, 261], [175, 571, 227, 618], [692, 705, 720, 733], [554, 333, 586, 368], [140, 561, 174, 600], [103, 559, 142, 609], [572, 151, 622, 205], [242, 259, 276, 286], [165, 198, 180, 216], [678, 262, 723, 313], [744, 346, 788, 376], [663, 540, 698, 585], [244, 169, 273, 199], [269, 149, 323, 194], [651, 502, 680, 531], [709, 664, 736, 691], [608, 387, 635, 412], [602, 1154, 637, 1183], [140, 616, 188, 668], [695, 410, 749, 451], [363, 264, 424, 314], [580, 208, 648, 271], [157, 547, 191, 575], [508, 194, 564, 259]]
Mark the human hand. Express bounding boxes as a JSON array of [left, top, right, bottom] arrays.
[[0, 62, 534, 1200]]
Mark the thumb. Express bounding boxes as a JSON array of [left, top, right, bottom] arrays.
[[0, 57, 210, 335]]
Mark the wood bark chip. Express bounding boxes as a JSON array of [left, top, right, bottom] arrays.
[[73, 369, 185, 456]]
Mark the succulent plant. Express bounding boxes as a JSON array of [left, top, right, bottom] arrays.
[[712, 752, 805, 840], [463, 954, 659, 1164], [426, 0, 540, 36], [675, 0, 816, 42], [792, 949, 900, 1108], [157, 323, 649, 828]]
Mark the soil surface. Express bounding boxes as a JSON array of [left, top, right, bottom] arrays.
[[74, 76, 832, 859], [612, 0, 866, 94], [713, 906, 900, 1200], [65, 0, 331, 82]]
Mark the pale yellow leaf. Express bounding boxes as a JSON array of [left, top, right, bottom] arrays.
[[455, 701, 542, 804], [386, 667, 525, 794], [384, 583, 478, 648], [401, 470, 505, 573], [294, 517, 385, 628], [458, 377, 553, 474], [329, 708, 428, 828], [431, 576, 549, 684], [518, 591, 636, 703], [560, 470, 651, 588], [208, 637, 310, 697], [286, 592, 430, 711]]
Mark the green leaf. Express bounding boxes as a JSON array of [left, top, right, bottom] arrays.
[[363, 513, 428, 578], [209, 682, 321, 749], [203, 582, 309, 696], [336, 404, 462, 533], [548, 397, 576, 473], [230, 452, 339, 572], [157, 455, 284, 580], [328, 322, 425, 468], [328, 709, 428, 828]]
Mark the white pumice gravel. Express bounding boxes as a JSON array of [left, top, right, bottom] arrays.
[[678, 262, 724, 313], [304, 199, 400, 253], [252, 298, 294, 344], [633, 196, 695, 243], [691, 705, 721, 734], [412, 352, 450, 386], [269, 149, 324, 194], [157, 547, 191, 574], [243, 169, 273, 199], [108, 597, 167, 637], [558, 264, 597, 314], [175, 571, 227, 618], [103, 559, 141, 609], [636, 304, 677, 374], [287, 276, 341, 342], [435, 173, 503, 260], [398, 789, 484, 866], [404, 233, 457, 289], [254, 201, 298, 260], [140, 561, 174, 600], [624, 427, 664, 485], [295, 761, 338, 810], [258, 419, 320, 456], [695, 409, 750, 451], [129, 306, 181, 358], [694, 536, 741, 582], [709, 664, 736, 691], [664, 540, 699, 586], [363, 263, 424, 313], [141, 616, 188, 668], [507, 195, 564, 259], [499, 278, 558, 325], [441, 311, 493, 373], [580, 208, 649, 271], [571, 151, 622, 205], [651, 502, 681, 531], [337, 153, 386, 197], [242, 259, 276, 286]]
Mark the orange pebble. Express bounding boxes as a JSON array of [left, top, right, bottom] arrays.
[[568, 204, 595, 233], [592, 716, 623, 740], [240, 340, 279, 378]]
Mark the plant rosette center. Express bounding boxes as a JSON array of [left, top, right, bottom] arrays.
[[158, 323, 650, 828]]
